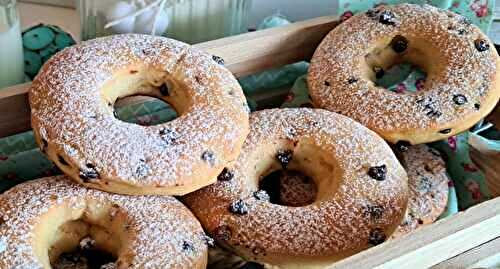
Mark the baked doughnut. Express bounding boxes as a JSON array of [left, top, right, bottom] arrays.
[[308, 4, 500, 145], [392, 145, 449, 238], [29, 34, 250, 195], [277, 170, 318, 207], [183, 108, 408, 268], [257, 169, 318, 207], [263, 145, 448, 239], [0, 176, 209, 268]]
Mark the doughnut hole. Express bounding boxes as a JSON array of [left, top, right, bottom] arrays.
[[32, 200, 133, 268], [99, 66, 188, 126], [259, 170, 318, 207], [114, 95, 178, 126], [250, 138, 341, 206], [361, 35, 445, 92]]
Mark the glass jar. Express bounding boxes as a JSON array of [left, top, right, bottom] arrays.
[[0, 0, 24, 89], [78, 0, 252, 44]]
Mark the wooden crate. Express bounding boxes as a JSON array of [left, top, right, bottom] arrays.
[[0, 16, 499, 268]]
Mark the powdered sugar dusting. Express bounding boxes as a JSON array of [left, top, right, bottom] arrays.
[[184, 108, 408, 265], [29, 34, 249, 194], [392, 145, 449, 238], [309, 4, 499, 143], [0, 176, 207, 268]]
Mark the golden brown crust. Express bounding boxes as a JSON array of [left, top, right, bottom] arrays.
[[308, 4, 500, 145], [0, 176, 208, 268], [391, 145, 449, 239], [29, 34, 250, 195], [183, 108, 408, 268]]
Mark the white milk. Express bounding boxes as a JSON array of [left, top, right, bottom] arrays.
[[0, 19, 24, 89]]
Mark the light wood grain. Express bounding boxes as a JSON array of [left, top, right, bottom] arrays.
[[330, 197, 500, 269], [431, 237, 500, 269], [0, 15, 338, 138], [20, 0, 75, 8], [197, 15, 338, 77], [18, 2, 80, 40]]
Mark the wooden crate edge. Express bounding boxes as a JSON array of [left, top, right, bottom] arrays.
[[331, 196, 500, 269]]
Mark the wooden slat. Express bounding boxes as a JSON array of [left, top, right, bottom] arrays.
[[0, 16, 338, 138], [197, 16, 338, 78], [19, 0, 75, 8], [330, 197, 500, 269], [431, 236, 500, 269]]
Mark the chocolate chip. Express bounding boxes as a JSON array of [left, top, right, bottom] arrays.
[[417, 219, 424, 225], [201, 151, 215, 166], [182, 241, 195, 252], [135, 161, 150, 178], [324, 81, 331, 86], [79, 166, 99, 182], [159, 83, 169, 96], [439, 128, 452, 134], [201, 234, 215, 248], [212, 55, 225, 65], [457, 29, 466, 35], [348, 77, 358, 84], [379, 10, 396, 25], [368, 228, 386, 245], [475, 39, 490, 52], [395, 141, 411, 152], [474, 103, 481, 110], [418, 177, 432, 192], [373, 66, 384, 78], [229, 200, 249, 215], [58, 155, 68, 166], [276, 150, 293, 169], [129, 70, 138, 74], [426, 109, 442, 118], [159, 128, 177, 145], [460, 16, 472, 26], [368, 165, 387, 181], [86, 163, 95, 169], [0, 216, 5, 226], [452, 94, 467, 105], [363, 204, 384, 220], [217, 168, 234, 181], [391, 35, 408, 53], [213, 225, 232, 241], [253, 190, 270, 201]]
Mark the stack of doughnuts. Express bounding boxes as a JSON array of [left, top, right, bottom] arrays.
[[0, 3, 498, 269], [2, 35, 250, 268]]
